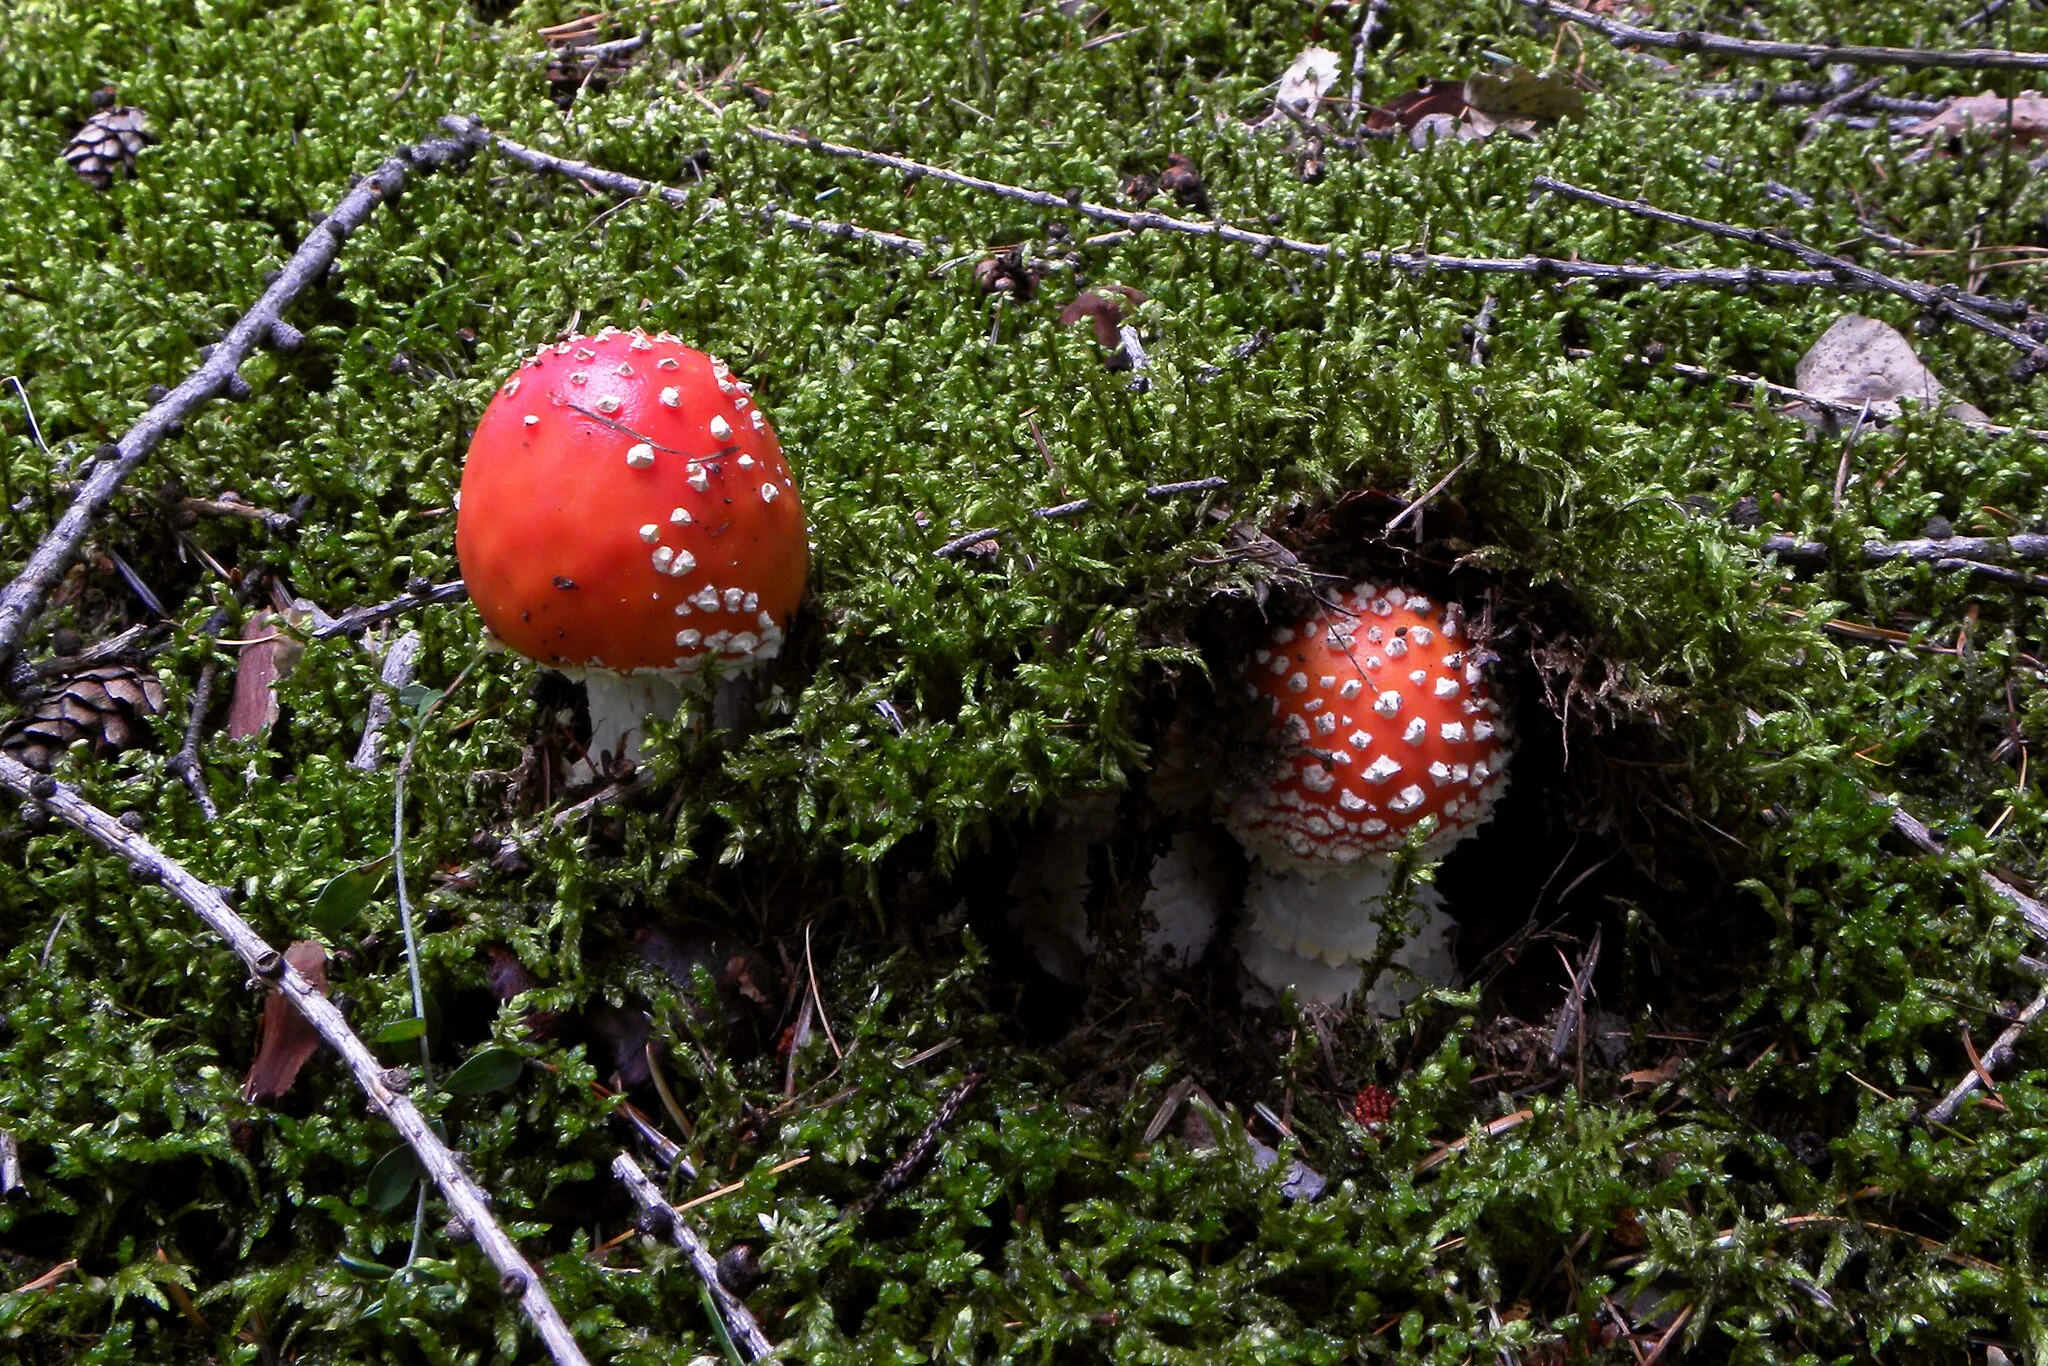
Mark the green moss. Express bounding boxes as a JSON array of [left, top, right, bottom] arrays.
[[3, 0, 2048, 1358]]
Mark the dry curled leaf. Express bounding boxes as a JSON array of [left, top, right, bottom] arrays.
[[1060, 285, 1147, 351], [243, 940, 329, 1103], [1912, 91, 2048, 145], [1462, 66, 1586, 122], [1276, 46, 1340, 116], [227, 610, 306, 741], [1793, 314, 1989, 424], [1365, 80, 1469, 132]]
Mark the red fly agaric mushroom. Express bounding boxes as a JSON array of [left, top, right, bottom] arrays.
[[1226, 582, 1510, 1008], [456, 328, 807, 767]]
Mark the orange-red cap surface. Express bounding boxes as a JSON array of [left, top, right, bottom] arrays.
[[1226, 584, 1510, 867], [456, 329, 808, 675]]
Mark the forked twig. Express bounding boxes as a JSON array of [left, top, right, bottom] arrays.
[[0, 753, 590, 1366], [1524, 0, 2048, 73], [1532, 177, 2046, 369], [0, 127, 483, 668], [1924, 987, 2048, 1124], [442, 115, 928, 257], [611, 1153, 774, 1361], [932, 476, 1229, 557]]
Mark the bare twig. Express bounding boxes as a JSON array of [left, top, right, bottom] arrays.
[[352, 631, 423, 771], [165, 660, 220, 820], [850, 1066, 985, 1215], [442, 115, 928, 257], [0, 1129, 21, 1199], [1924, 987, 2048, 1123], [1344, 0, 1392, 130], [1532, 177, 2047, 370], [1523, 0, 2048, 74], [1693, 76, 1945, 117], [0, 126, 482, 670], [0, 752, 590, 1366], [1761, 530, 2048, 569], [741, 125, 1999, 310], [311, 578, 469, 640], [1547, 926, 1602, 1067], [611, 1153, 775, 1362], [1885, 799, 2048, 943], [932, 476, 1228, 557]]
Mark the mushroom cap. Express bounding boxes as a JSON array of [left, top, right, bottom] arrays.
[[456, 328, 807, 676], [1225, 583, 1510, 868]]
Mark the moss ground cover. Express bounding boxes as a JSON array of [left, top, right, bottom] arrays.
[[3, 0, 2048, 1359]]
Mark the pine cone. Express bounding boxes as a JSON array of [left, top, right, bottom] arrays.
[[3, 665, 166, 770], [63, 103, 153, 189]]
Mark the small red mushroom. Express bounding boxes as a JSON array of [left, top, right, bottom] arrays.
[[456, 328, 808, 766], [1225, 582, 1510, 1007]]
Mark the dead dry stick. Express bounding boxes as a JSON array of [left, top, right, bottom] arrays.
[[611, 1153, 775, 1362], [1523, 0, 2048, 74], [932, 476, 1228, 557], [1761, 530, 2048, 570], [352, 630, 423, 771], [442, 115, 928, 257], [0, 1129, 21, 1199], [742, 125, 1974, 306], [165, 660, 219, 820], [0, 125, 482, 670], [1925, 987, 2048, 1124], [312, 578, 469, 640], [1885, 799, 2048, 944], [1532, 177, 2047, 370], [852, 1066, 986, 1214], [0, 753, 591, 1366], [1344, 0, 1392, 130]]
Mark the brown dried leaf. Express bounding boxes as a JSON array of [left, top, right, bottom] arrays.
[[226, 611, 305, 741], [1365, 80, 1468, 132], [1913, 91, 2048, 144], [1060, 285, 1148, 351], [1793, 314, 1990, 424], [1462, 66, 1586, 122], [243, 941, 329, 1103]]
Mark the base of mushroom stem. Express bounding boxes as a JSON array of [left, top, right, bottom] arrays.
[[1237, 861, 1457, 1012], [569, 667, 757, 782]]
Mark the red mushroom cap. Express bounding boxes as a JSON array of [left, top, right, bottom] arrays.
[[456, 328, 808, 676], [1225, 583, 1510, 866]]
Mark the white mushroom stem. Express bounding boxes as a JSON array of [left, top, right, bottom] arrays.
[[1237, 858, 1456, 1012], [580, 670, 685, 772]]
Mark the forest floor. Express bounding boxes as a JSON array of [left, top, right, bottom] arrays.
[[3, 0, 2048, 1360]]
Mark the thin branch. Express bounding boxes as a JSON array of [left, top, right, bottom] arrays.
[[1343, 0, 1392, 131], [1885, 799, 2048, 943], [1761, 530, 2048, 569], [1532, 177, 2047, 369], [0, 753, 590, 1366], [311, 578, 469, 639], [1691, 77, 1944, 117], [740, 124, 1961, 300], [442, 115, 928, 257], [933, 476, 1229, 557], [611, 1153, 774, 1362], [351, 631, 423, 771], [1576, 348, 2048, 442], [0, 126, 483, 670], [165, 660, 220, 820], [1523, 0, 2048, 73], [850, 1066, 986, 1215], [1924, 986, 2048, 1123]]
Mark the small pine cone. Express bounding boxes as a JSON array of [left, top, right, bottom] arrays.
[[63, 105, 153, 189], [2, 665, 166, 770]]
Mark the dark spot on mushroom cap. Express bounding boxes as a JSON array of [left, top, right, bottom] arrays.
[[554, 576, 578, 590]]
